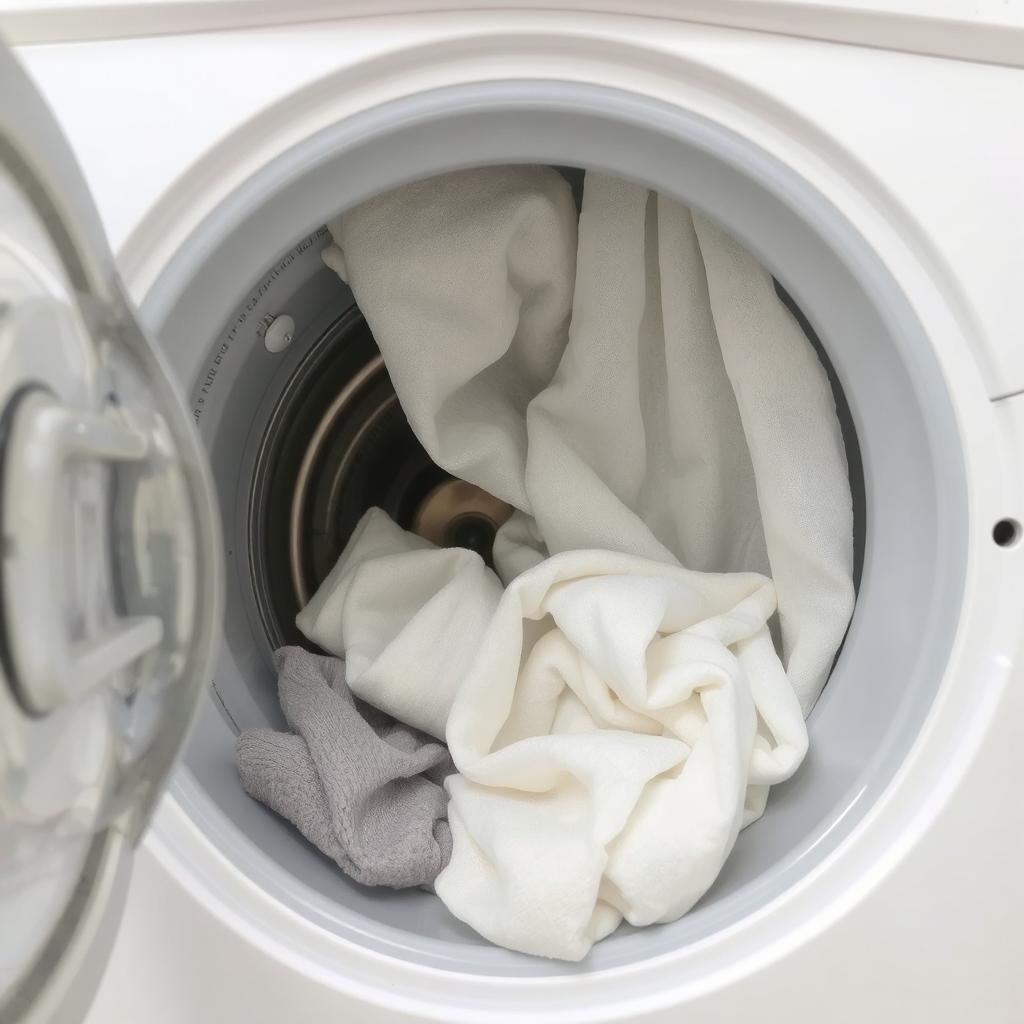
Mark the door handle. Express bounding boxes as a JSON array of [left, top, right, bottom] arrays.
[[1, 389, 163, 716]]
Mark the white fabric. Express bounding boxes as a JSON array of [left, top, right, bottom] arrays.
[[297, 508, 502, 740], [325, 169, 854, 712], [313, 167, 856, 959], [323, 165, 577, 512], [298, 511, 808, 960]]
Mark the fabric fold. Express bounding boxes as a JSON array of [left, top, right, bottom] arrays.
[[307, 165, 856, 959], [236, 647, 453, 889], [297, 512, 807, 960], [439, 548, 806, 960], [296, 508, 503, 740], [323, 165, 578, 512], [325, 169, 855, 712]]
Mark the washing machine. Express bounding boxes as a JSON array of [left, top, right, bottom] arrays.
[[2, 3, 1024, 1022]]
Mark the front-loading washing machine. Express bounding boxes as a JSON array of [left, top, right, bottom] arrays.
[[2, 4, 1023, 1022]]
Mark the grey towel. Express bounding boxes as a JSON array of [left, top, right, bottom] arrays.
[[236, 646, 453, 889]]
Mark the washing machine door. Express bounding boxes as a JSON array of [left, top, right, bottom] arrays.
[[0, 41, 223, 1024]]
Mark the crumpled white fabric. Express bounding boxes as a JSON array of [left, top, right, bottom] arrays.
[[326, 169, 854, 713], [312, 166, 855, 959], [296, 508, 502, 741], [299, 509, 807, 960]]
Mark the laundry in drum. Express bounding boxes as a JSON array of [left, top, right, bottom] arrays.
[[237, 645, 453, 890], [237, 165, 855, 962]]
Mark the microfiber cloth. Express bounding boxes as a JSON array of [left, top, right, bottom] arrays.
[[310, 167, 856, 959], [236, 646, 453, 889]]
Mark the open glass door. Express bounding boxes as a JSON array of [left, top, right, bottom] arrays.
[[0, 39, 222, 1024]]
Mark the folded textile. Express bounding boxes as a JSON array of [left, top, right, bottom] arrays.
[[325, 169, 854, 713], [236, 646, 453, 889]]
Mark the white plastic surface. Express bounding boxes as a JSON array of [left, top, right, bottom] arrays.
[[16, 14, 1024, 397], [3, 393, 161, 715], [0, 36, 223, 1020], [83, 627, 1024, 1022], [9, 11, 1023, 1020], [1, 1, 1023, 67], [261, 314, 294, 354]]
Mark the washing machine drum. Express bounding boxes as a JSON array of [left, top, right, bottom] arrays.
[[157, 91, 966, 978], [0, 35, 969, 1020]]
